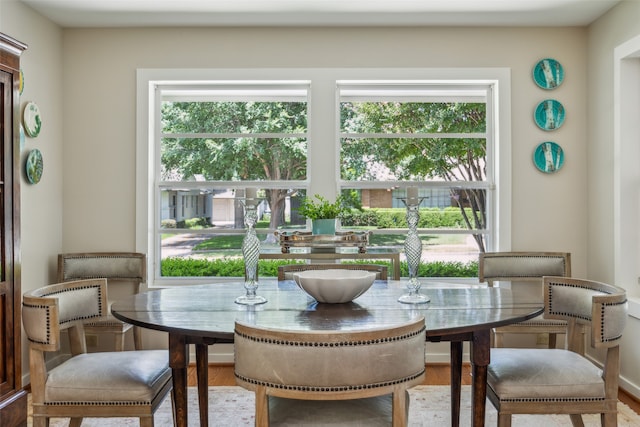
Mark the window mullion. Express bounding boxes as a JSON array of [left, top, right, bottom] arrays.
[[163, 132, 308, 139], [340, 132, 487, 139]]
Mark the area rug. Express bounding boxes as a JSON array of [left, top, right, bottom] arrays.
[[33, 386, 639, 426]]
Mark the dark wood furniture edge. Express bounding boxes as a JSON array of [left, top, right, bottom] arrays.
[[0, 32, 27, 427]]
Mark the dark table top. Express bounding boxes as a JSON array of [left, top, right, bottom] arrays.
[[111, 280, 544, 340]]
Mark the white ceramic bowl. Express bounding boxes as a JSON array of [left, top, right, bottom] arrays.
[[293, 269, 376, 303]]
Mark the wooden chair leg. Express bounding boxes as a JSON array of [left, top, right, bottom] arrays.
[[171, 388, 177, 426], [391, 385, 408, 427], [497, 413, 512, 427], [569, 413, 586, 427], [548, 333, 558, 349], [32, 415, 47, 427], [170, 393, 178, 426], [115, 331, 126, 351], [255, 386, 269, 427], [140, 416, 154, 427], [494, 331, 504, 348], [133, 325, 143, 350], [69, 418, 83, 427], [601, 412, 617, 427], [578, 329, 586, 355]]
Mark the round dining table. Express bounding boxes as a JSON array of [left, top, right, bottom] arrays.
[[111, 279, 544, 427]]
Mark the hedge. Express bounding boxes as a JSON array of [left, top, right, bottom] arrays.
[[341, 207, 474, 229], [161, 257, 478, 278]]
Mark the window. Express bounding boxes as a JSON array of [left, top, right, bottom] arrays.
[[337, 81, 492, 255], [137, 68, 511, 286]]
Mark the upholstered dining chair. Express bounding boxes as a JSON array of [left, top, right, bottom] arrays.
[[478, 251, 572, 350], [487, 276, 627, 427], [278, 263, 388, 281], [23, 278, 173, 427], [57, 252, 146, 350], [234, 317, 425, 426]]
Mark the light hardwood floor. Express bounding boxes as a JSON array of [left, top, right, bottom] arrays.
[[193, 363, 640, 416]]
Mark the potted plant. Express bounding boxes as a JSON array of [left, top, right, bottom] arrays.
[[297, 194, 351, 234]]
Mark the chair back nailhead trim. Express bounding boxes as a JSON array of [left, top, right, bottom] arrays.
[[600, 300, 627, 343], [547, 282, 597, 321], [235, 370, 425, 393], [234, 325, 425, 347], [22, 303, 53, 345], [499, 397, 605, 403], [43, 285, 106, 322], [45, 400, 152, 406]]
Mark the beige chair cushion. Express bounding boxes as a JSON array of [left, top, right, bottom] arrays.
[[487, 348, 605, 401], [45, 350, 171, 403]]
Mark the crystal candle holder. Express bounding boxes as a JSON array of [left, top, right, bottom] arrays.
[[398, 196, 430, 304], [235, 196, 267, 305]]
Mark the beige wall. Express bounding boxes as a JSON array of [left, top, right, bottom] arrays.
[[61, 26, 589, 272], [587, 0, 640, 285], [0, 0, 64, 381], [587, 0, 640, 398]]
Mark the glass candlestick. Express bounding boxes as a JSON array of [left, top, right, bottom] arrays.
[[398, 197, 430, 304], [235, 198, 267, 305]]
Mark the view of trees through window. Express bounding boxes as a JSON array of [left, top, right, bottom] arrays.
[[339, 99, 487, 253], [161, 99, 308, 232], [155, 81, 492, 280]]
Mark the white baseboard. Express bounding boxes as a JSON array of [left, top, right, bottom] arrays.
[[619, 374, 640, 400], [628, 297, 640, 320]]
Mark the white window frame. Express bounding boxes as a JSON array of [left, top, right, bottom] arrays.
[[136, 68, 511, 287], [336, 80, 494, 249]]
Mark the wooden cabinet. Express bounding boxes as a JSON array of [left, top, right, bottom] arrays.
[[0, 33, 27, 427]]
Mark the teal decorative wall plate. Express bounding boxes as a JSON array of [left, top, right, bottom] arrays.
[[534, 99, 565, 130], [533, 141, 564, 173], [533, 58, 564, 89]]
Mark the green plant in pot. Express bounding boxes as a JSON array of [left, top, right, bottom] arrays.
[[297, 194, 350, 235]]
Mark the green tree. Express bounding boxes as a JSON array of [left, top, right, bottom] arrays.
[[340, 102, 487, 251], [161, 101, 307, 232], [161, 99, 487, 251]]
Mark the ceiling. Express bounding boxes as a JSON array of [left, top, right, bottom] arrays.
[[19, 0, 622, 28]]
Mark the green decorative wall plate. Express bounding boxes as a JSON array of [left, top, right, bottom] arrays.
[[23, 101, 42, 137], [26, 148, 43, 184]]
